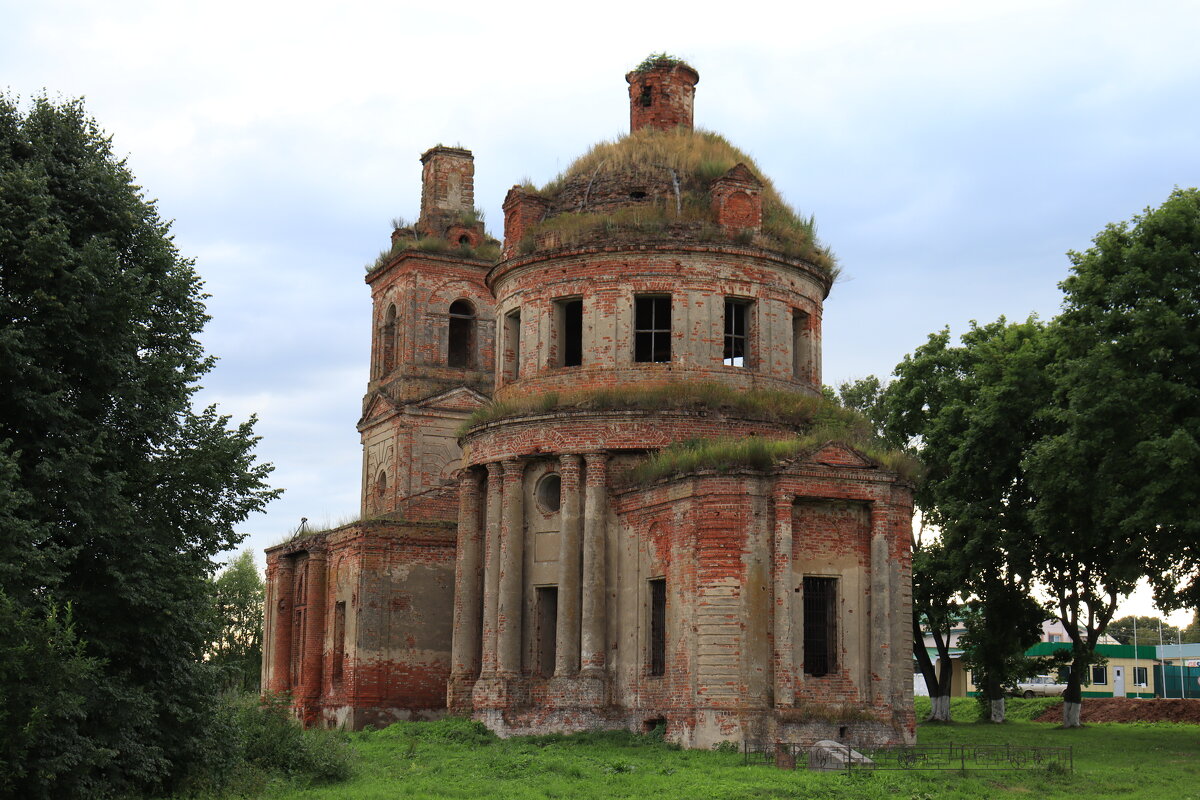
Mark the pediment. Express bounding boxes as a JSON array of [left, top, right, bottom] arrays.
[[714, 162, 762, 188], [358, 391, 400, 426], [783, 441, 879, 471], [409, 385, 490, 412]]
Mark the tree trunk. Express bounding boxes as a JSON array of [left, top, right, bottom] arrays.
[[986, 674, 1006, 723], [913, 610, 953, 722], [1062, 662, 1085, 728], [930, 693, 950, 722]]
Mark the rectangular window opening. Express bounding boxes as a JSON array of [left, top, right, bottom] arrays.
[[803, 576, 837, 677], [1091, 665, 1107, 685], [724, 298, 750, 367], [332, 601, 346, 685], [634, 296, 671, 363], [649, 578, 666, 676], [792, 309, 811, 381], [1134, 666, 1148, 686], [503, 309, 521, 381], [555, 298, 583, 367], [535, 586, 558, 678]]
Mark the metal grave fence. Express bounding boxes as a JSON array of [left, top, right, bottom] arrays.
[[745, 740, 1073, 774]]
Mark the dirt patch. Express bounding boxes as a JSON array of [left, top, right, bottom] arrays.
[[1033, 698, 1200, 724]]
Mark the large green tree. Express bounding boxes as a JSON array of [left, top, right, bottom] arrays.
[[1027, 187, 1200, 726], [0, 95, 278, 797], [1106, 616, 1182, 646], [883, 318, 1050, 722]]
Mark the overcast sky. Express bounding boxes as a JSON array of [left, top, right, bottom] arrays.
[[5, 0, 1198, 626]]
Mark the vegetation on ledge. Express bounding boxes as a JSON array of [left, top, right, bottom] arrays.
[[625, 431, 922, 485], [459, 382, 921, 481], [631, 52, 694, 73], [367, 209, 501, 272]]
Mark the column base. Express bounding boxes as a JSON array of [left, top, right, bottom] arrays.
[[470, 674, 530, 709], [448, 673, 479, 714]]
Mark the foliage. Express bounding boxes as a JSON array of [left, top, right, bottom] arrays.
[[632, 52, 694, 73], [232, 693, 352, 785], [910, 534, 959, 721], [957, 597, 1051, 722], [0, 592, 104, 798], [208, 552, 265, 693], [882, 318, 1052, 721], [1026, 188, 1200, 721], [1185, 610, 1200, 643], [836, 375, 888, 439], [1105, 615, 1182, 646], [0, 94, 279, 796], [525, 126, 837, 276]]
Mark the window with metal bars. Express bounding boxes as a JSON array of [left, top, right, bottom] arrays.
[[724, 298, 750, 367], [648, 578, 666, 676], [803, 576, 837, 677], [634, 296, 671, 363]]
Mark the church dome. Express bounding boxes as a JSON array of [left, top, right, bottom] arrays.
[[500, 57, 837, 278]]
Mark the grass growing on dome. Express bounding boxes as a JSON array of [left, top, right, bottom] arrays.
[[526, 127, 838, 276]]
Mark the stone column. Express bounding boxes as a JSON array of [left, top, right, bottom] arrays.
[[870, 506, 892, 706], [555, 455, 583, 676], [301, 551, 328, 714], [772, 488, 795, 706], [496, 459, 525, 676], [479, 462, 503, 677], [580, 452, 608, 676], [451, 469, 484, 678], [268, 557, 295, 693]]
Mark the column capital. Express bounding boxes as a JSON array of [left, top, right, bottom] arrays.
[[501, 458, 525, 478], [460, 469, 482, 492], [583, 451, 608, 467], [559, 453, 583, 473]]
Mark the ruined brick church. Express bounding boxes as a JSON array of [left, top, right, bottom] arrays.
[[263, 58, 915, 747]]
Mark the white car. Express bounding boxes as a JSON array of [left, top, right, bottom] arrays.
[[1016, 675, 1067, 698]]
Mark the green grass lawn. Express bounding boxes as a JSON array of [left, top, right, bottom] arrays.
[[243, 703, 1200, 800]]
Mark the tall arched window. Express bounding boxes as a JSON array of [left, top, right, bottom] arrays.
[[381, 304, 397, 375], [375, 469, 388, 512], [448, 299, 476, 368]]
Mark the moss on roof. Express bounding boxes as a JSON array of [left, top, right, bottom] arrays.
[[524, 127, 838, 277]]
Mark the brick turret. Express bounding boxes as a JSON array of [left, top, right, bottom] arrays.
[[626, 60, 700, 133], [419, 146, 476, 237]]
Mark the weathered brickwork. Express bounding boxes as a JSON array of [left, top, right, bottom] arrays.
[[262, 61, 914, 748]]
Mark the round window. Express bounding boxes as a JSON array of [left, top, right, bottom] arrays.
[[536, 473, 562, 513]]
